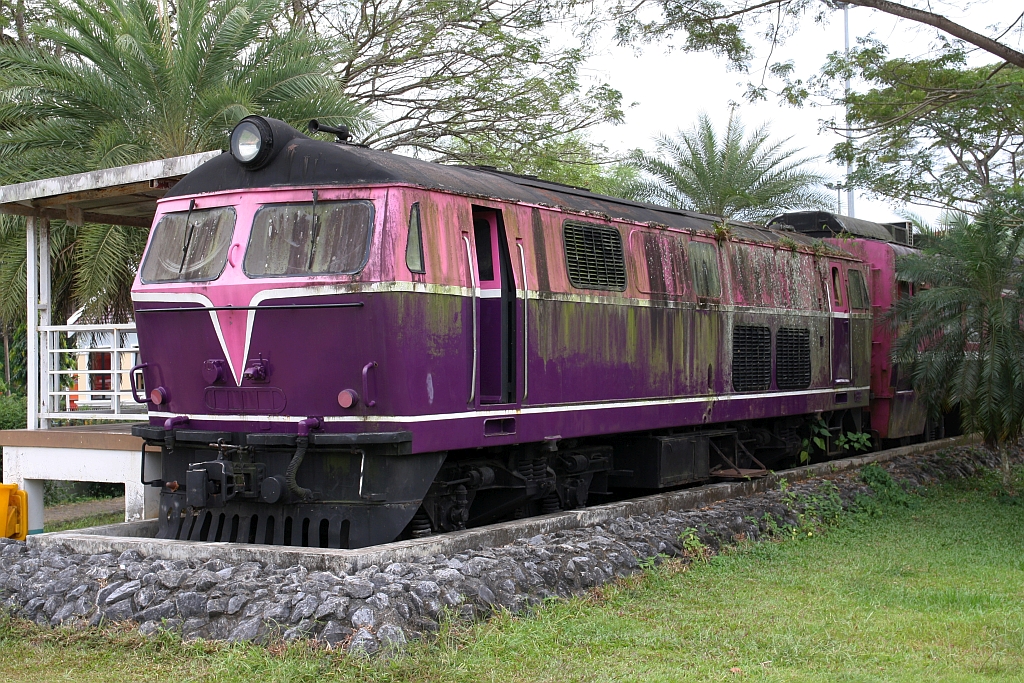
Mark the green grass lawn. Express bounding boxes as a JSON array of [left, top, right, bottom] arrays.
[[3, 469, 1023, 682], [43, 511, 124, 533]]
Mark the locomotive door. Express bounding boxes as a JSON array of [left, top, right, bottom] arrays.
[[472, 206, 517, 404], [829, 262, 852, 383]]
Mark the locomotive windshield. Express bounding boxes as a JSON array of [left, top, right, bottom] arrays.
[[140, 206, 236, 283], [244, 200, 374, 277]]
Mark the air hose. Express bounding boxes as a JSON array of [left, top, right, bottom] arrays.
[[287, 418, 321, 501]]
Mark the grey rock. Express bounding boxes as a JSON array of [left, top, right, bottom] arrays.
[[347, 627, 378, 655], [66, 584, 89, 600], [175, 591, 207, 619], [350, 606, 375, 629], [320, 621, 351, 648], [103, 599, 134, 622], [412, 580, 440, 598], [116, 550, 143, 564], [366, 593, 390, 610], [228, 617, 266, 643], [96, 580, 125, 605], [283, 618, 315, 642], [181, 617, 208, 641], [138, 620, 160, 636], [136, 600, 176, 623], [226, 595, 248, 615], [207, 598, 228, 617], [215, 567, 236, 581], [433, 568, 463, 583], [262, 601, 291, 622], [51, 601, 78, 624], [377, 623, 407, 649], [193, 570, 220, 592], [314, 596, 349, 620], [43, 594, 63, 618], [477, 584, 496, 605], [290, 594, 318, 623], [156, 570, 187, 589], [342, 577, 373, 599]]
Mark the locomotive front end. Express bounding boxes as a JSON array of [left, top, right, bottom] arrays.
[[130, 117, 444, 549]]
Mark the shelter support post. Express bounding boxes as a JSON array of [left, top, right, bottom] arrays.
[[25, 216, 51, 430], [26, 217, 37, 431]]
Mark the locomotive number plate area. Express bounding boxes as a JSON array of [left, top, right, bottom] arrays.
[[204, 386, 287, 413]]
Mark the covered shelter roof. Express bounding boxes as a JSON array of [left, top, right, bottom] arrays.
[[0, 151, 221, 227]]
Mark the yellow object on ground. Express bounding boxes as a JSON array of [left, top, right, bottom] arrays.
[[0, 484, 27, 541]]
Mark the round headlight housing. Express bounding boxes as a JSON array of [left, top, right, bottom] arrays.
[[230, 117, 273, 168]]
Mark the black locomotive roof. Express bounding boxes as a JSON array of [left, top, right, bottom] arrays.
[[167, 120, 817, 246], [768, 211, 895, 242]]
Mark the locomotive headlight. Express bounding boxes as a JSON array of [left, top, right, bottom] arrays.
[[229, 116, 273, 168]]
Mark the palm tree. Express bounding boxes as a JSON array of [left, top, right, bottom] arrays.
[[0, 0, 366, 322], [890, 196, 1024, 488], [629, 112, 832, 224]]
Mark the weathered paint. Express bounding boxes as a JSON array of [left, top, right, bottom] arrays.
[[133, 183, 873, 457], [825, 237, 926, 438]]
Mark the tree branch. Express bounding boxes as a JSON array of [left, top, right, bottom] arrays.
[[845, 0, 1024, 68]]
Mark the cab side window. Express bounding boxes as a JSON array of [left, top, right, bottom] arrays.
[[831, 266, 844, 307], [848, 269, 870, 310], [406, 202, 425, 274]]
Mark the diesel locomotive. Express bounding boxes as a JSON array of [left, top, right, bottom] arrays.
[[129, 116, 929, 549]]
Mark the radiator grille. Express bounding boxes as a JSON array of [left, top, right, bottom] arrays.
[[732, 325, 772, 392], [776, 327, 811, 390], [562, 222, 627, 290]]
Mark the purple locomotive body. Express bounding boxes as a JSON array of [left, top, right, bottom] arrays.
[[131, 117, 895, 549]]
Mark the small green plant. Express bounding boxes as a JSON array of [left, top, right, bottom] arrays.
[[638, 553, 669, 570], [680, 527, 711, 562], [799, 417, 831, 464], [777, 235, 799, 250], [859, 463, 916, 508], [836, 430, 872, 453], [713, 221, 733, 242]]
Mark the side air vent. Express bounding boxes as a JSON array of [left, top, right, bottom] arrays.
[[732, 325, 772, 392], [776, 327, 811, 390], [562, 221, 627, 291]]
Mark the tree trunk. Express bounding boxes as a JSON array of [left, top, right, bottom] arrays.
[[14, 0, 29, 46]]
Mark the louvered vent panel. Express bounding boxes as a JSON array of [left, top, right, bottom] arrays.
[[562, 222, 627, 291], [732, 325, 772, 392], [776, 327, 811, 390]]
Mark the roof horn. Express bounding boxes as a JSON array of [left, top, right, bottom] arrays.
[[308, 119, 351, 142]]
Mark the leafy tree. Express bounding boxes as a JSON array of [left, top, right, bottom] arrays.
[[824, 44, 1024, 209], [612, 1, 1024, 70], [305, 0, 623, 166], [0, 0, 365, 182], [890, 191, 1024, 487], [0, 0, 366, 322], [628, 112, 832, 223]]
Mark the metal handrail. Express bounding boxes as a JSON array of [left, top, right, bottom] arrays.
[[38, 322, 147, 422]]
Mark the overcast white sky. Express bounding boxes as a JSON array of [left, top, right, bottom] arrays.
[[580, 1, 1023, 225]]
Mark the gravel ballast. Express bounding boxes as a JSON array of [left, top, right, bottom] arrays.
[[0, 443, 1014, 654]]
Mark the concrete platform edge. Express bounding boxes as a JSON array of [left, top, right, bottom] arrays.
[[29, 435, 976, 573]]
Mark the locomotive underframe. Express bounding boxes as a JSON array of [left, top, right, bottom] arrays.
[[133, 409, 866, 550]]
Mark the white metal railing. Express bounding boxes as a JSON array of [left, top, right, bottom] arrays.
[[39, 323, 148, 422]]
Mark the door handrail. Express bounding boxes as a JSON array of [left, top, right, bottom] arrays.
[[517, 242, 529, 403], [463, 234, 478, 405]]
